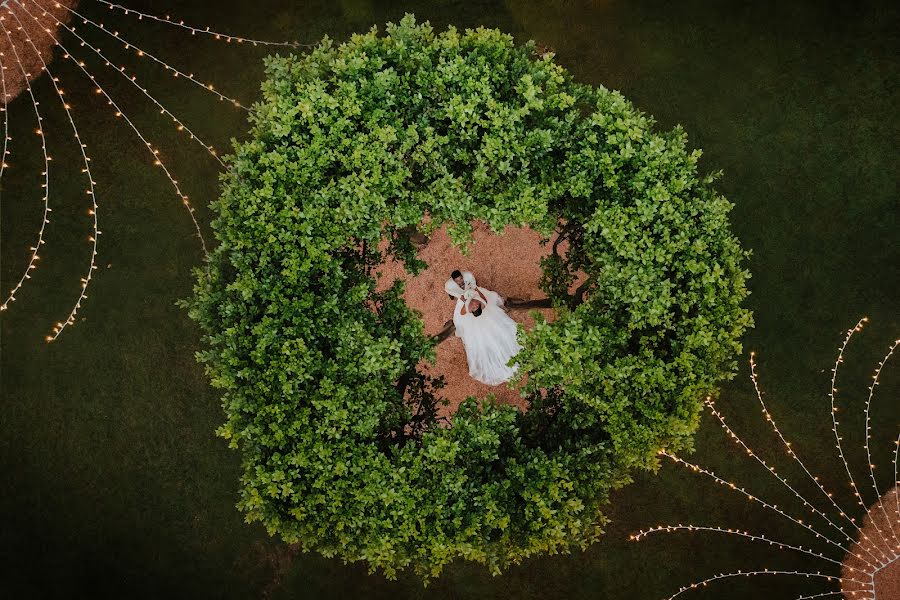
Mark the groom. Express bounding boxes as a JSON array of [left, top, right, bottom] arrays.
[[443, 269, 522, 385], [451, 270, 476, 298], [446, 270, 482, 315], [448, 269, 505, 307]]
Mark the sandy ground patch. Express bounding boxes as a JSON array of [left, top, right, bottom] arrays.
[[841, 486, 900, 599], [0, 0, 77, 103], [377, 221, 567, 417]]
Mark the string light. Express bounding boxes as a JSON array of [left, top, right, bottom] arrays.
[[830, 319, 896, 554], [92, 0, 307, 48], [27, 0, 224, 165], [0, 12, 51, 312], [660, 451, 868, 563], [13, 0, 209, 266], [56, 1, 252, 110], [749, 352, 887, 566], [863, 339, 900, 548], [631, 525, 851, 569], [661, 570, 857, 600], [895, 435, 900, 533], [2, 0, 323, 339], [3, 4, 98, 340], [634, 320, 899, 599], [703, 397, 882, 563], [0, 25, 9, 187]]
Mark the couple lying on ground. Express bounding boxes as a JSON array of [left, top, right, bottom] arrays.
[[443, 270, 521, 386]]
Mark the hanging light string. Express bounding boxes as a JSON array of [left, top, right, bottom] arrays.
[[0, 13, 51, 311], [829, 319, 896, 553], [0, 14, 7, 305], [27, 0, 224, 167], [867, 552, 899, 600], [4, 5, 99, 341], [14, 0, 209, 262], [895, 435, 900, 531], [638, 323, 899, 600], [91, 0, 309, 48], [0, 50, 8, 304], [796, 591, 847, 600], [749, 353, 883, 560], [868, 553, 898, 600], [872, 551, 899, 576], [662, 570, 855, 600], [863, 338, 900, 548], [0, 24, 10, 183], [702, 397, 882, 564], [53, 1, 252, 111], [2, 0, 305, 338], [660, 451, 872, 566], [631, 525, 853, 571]]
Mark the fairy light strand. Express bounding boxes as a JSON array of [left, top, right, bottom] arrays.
[[0, 13, 51, 311], [830, 319, 895, 553], [661, 452, 872, 564], [795, 591, 846, 599], [865, 550, 900, 600], [4, 4, 100, 340], [863, 339, 900, 549], [0, 17, 7, 303], [13, 0, 209, 262], [638, 323, 899, 600], [92, 0, 308, 48], [662, 570, 859, 600], [26, 0, 225, 167], [631, 525, 851, 570], [703, 398, 881, 563], [749, 353, 886, 567], [55, 1, 252, 110], [1, 0, 296, 337], [0, 21, 9, 184], [894, 434, 900, 536]]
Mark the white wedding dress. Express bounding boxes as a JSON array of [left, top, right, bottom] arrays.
[[453, 287, 522, 385]]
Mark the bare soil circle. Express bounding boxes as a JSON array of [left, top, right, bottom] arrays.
[[0, 0, 78, 103], [376, 221, 573, 417], [841, 486, 900, 599]]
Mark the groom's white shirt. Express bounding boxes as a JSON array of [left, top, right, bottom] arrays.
[[460, 271, 477, 301]]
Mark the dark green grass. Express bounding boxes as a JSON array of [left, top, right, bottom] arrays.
[[2, 0, 898, 598]]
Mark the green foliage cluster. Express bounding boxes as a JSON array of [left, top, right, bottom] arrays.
[[186, 15, 752, 580]]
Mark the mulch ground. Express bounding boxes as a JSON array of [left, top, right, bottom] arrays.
[[841, 486, 900, 599], [376, 222, 567, 417], [0, 0, 77, 103]]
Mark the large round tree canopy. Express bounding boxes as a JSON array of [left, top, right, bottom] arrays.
[[187, 15, 752, 580]]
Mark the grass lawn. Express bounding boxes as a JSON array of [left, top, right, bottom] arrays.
[[2, 0, 897, 598]]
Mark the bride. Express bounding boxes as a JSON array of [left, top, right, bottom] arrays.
[[445, 274, 522, 386]]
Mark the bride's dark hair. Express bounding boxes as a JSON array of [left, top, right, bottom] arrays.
[[472, 305, 482, 317], [450, 269, 462, 280]]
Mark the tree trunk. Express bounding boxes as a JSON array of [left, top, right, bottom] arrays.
[[571, 276, 594, 309], [432, 319, 455, 344], [506, 297, 554, 310]]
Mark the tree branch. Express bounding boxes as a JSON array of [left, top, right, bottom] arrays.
[[395, 372, 411, 400], [507, 297, 554, 310], [362, 239, 369, 277], [552, 220, 576, 257], [572, 275, 594, 308], [432, 319, 455, 344]]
